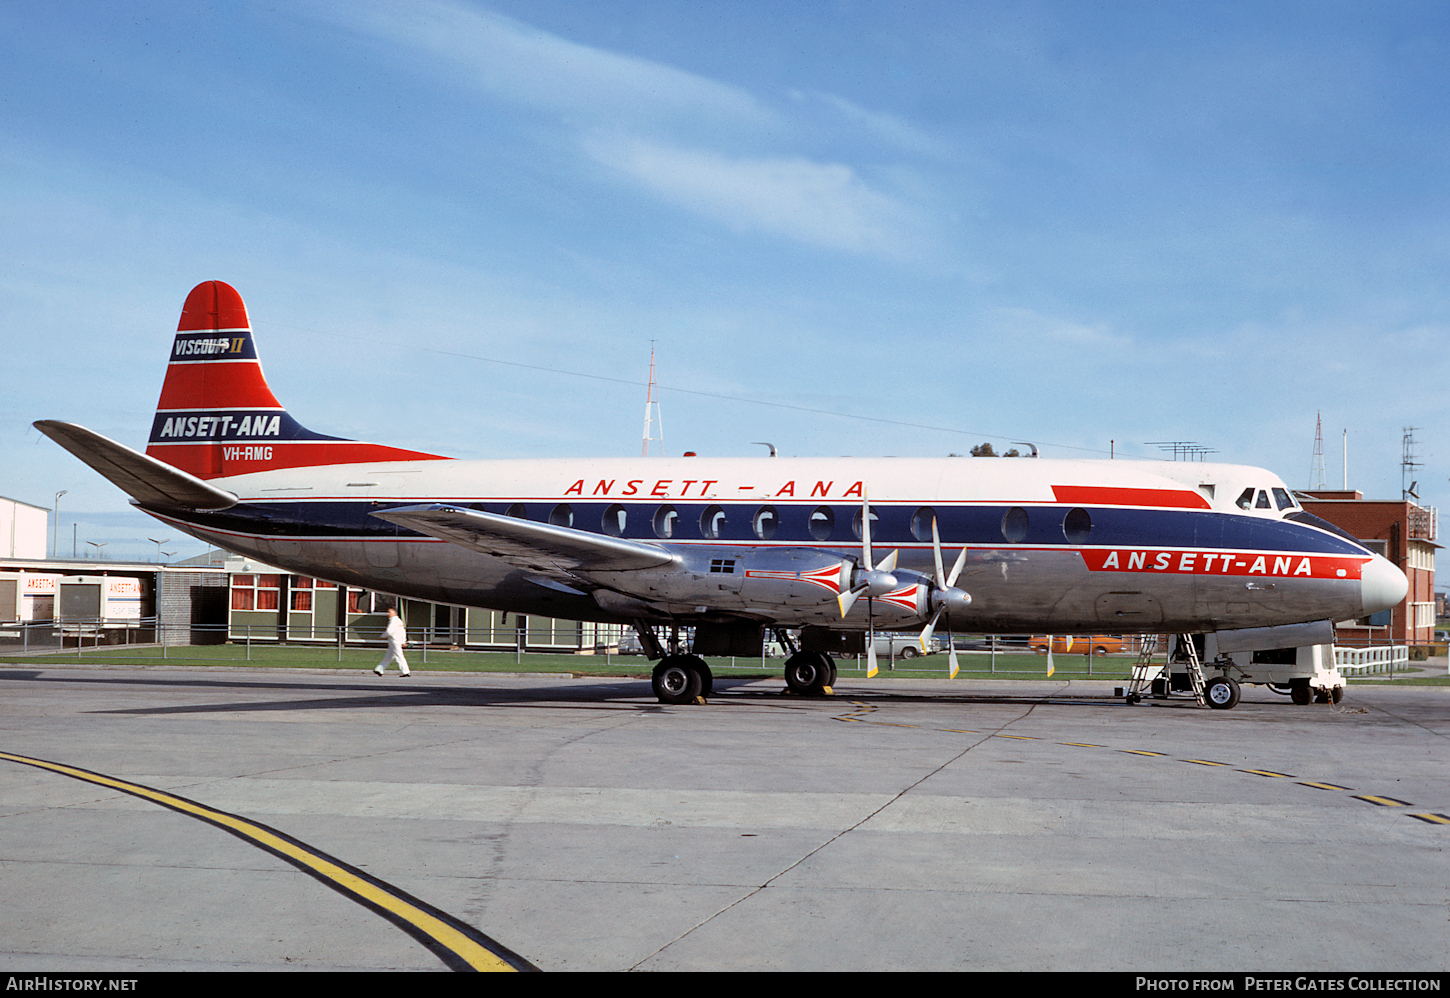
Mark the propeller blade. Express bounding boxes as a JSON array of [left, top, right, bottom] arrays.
[[838, 585, 865, 618], [946, 628, 960, 679], [1046, 635, 1055, 678], [860, 495, 873, 572], [931, 517, 947, 590], [946, 544, 968, 589], [919, 605, 944, 652], [865, 595, 878, 678], [877, 549, 899, 573]]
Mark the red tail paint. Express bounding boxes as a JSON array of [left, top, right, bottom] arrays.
[[145, 281, 449, 478]]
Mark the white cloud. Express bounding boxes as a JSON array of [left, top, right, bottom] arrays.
[[584, 135, 922, 255], [316, 0, 776, 136]]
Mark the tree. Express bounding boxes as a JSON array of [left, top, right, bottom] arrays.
[[970, 443, 997, 457]]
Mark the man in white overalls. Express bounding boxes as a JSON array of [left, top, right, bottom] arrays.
[[374, 606, 411, 676]]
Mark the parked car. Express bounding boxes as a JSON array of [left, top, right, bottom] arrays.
[[1029, 634, 1126, 656], [871, 633, 936, 659]]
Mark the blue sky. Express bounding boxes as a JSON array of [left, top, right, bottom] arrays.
[[4, 1, 1448, 562]]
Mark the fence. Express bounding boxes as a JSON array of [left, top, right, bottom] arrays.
[[1334, 644, 1411, 676], [0, 620, 1422, 679]]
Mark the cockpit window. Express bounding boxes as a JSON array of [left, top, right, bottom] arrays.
[[1272, 487, 1294, 511], [1255, 490, 1272, 509], [1235, 488, 1254, 510]]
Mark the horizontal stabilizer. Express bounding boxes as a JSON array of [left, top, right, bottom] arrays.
[[372, 504, 678, 581], [34, 420, 239, 511]]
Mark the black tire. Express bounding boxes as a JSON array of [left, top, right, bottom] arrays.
[[900, 646, 919, 660], [1093, 646, 1108, 656], [1205, 675, 1241, 710], [687, 656, 714, 696], [784, 651, 831, 695], [652, 657, 702, 704], [1290, 680, 1311, 705], [826, 660, 838, 689], [1331, 685, 1344, 704]]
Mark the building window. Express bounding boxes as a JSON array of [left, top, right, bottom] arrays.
[[290, 577, 313, 611], [232, 574, 281, 611]]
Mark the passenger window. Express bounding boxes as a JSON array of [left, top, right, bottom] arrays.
[[850, 505, 879, 541], [752, 505, 778, 541], [700, 505, 727, 539], [653, 505, 677, 539], [911, 507, 936, 542], [1272, 488, 1294, 511], [1235, 488, 1254, 510], [809, 506, 834, 542], [549, 503, 573, 527], [1255, 490, 1271, 509], [1001, 506, 1029, 543], [602, 504, 627, 537], [505, 503, 527, 519], [1063, 507, 1092, 544]]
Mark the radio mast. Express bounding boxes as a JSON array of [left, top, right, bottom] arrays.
[[1309, 412, 1327, 490], [641, 342, 663, 457]]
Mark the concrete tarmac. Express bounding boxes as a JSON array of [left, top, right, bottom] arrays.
[[0, 666, 1445, 972]]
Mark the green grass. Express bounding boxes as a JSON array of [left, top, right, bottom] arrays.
[[1349, 673, 1450, 686], [0, 643, 1128, 679]]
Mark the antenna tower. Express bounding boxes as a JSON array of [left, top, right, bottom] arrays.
[[1309, 412, 1326, 490], [641, 342, 663, 457], [1401, 426, 1422, 500]]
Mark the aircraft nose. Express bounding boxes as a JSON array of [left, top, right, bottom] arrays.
[[1360, 553, 1408, 616]]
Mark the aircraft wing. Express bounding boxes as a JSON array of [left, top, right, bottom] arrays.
[[372, 504, 679, 581], [33, 420, 239, 511]]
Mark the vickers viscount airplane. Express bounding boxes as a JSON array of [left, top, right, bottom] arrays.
[[36, 281, 1407, 705]]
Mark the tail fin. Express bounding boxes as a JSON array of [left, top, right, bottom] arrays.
[[145, 281, 449, 479]]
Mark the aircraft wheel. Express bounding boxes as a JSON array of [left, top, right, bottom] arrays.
[[1290, 680, 1311, 705], [1205, 675, 1241, 710], [653, 657, 702, 704], [688, 656, 714, 696], [784, 651, 831, 696]]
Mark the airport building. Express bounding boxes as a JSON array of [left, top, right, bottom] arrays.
[[2, 536, 623, 655], [0, 496, 48, 559], [1300, 490, 1438, 648]]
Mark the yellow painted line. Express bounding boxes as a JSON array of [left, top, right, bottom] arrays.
[[1354, 795, 1412, 807], [995, 734, 1039, 740], [1240, 769, 1294, 778], [941, 728, 978, 734], [1060, 742, 1105, 748], [1184, 759, 1229, 767], [1121, 750, 1168, 757], [1408, 813, 1450, 825], [0, 750, 536, 972], [1299, 781, 1354, 791]]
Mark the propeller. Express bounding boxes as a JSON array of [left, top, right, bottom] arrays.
[[837, 496, 898, 678], [918, 517, 972, 679]]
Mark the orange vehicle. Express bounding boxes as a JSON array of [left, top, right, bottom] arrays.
[[1029, 634, 1127, 656]]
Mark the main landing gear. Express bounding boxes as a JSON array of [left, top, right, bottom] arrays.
[[651, 655, 713, 705], [649, 651, 838, 704], [783, 651, 836, 697]]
